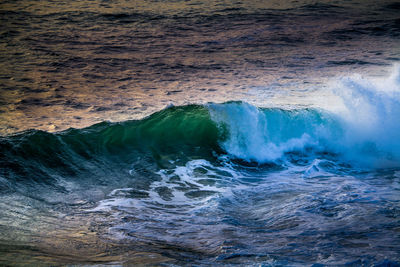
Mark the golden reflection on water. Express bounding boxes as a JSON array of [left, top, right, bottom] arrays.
[[0, 0, 398, 135]]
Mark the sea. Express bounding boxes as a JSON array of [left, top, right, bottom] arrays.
[[0, 0, 399, 266]]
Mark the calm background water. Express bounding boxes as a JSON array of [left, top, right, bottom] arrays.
[[0, 0, 400, 266], [0, 0, 399, 133]]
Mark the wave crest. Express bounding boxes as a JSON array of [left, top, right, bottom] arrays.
[[208, 65, 400, 168]]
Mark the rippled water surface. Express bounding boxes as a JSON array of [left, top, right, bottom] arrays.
[[0, 0, 399, 266], [1, 0, 399, 133]]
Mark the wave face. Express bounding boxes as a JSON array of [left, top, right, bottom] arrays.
[[1, 68, 400, 265], [0, 105, 218, 190], [3, 94, 400, 191]]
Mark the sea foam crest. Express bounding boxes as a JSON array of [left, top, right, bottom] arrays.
[[331, 64, 400, 167], [208, 65, 400, 168], [208, 102, 331, 163]]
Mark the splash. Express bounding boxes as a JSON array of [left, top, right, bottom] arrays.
[[208, 65, 400, 168], [330, 64, 400, 167]]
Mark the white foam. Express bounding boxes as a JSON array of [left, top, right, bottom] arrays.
[[329, 64, 400, 167], [208, 102, 323, 163], [208, 65, 400, 168]]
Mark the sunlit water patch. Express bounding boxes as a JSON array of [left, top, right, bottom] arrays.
[[0, 0, 399, 134]]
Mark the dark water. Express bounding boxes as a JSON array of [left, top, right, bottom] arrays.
[[0, 0, 400, 266]]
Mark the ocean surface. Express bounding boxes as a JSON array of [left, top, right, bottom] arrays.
[[0, 0, 400, 266]]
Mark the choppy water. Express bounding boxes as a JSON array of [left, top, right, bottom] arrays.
[[0, 0, 400, 266]]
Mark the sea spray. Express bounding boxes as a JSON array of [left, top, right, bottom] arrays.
[[205, 66, 400, 168], [329, 64, 400, 167]]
